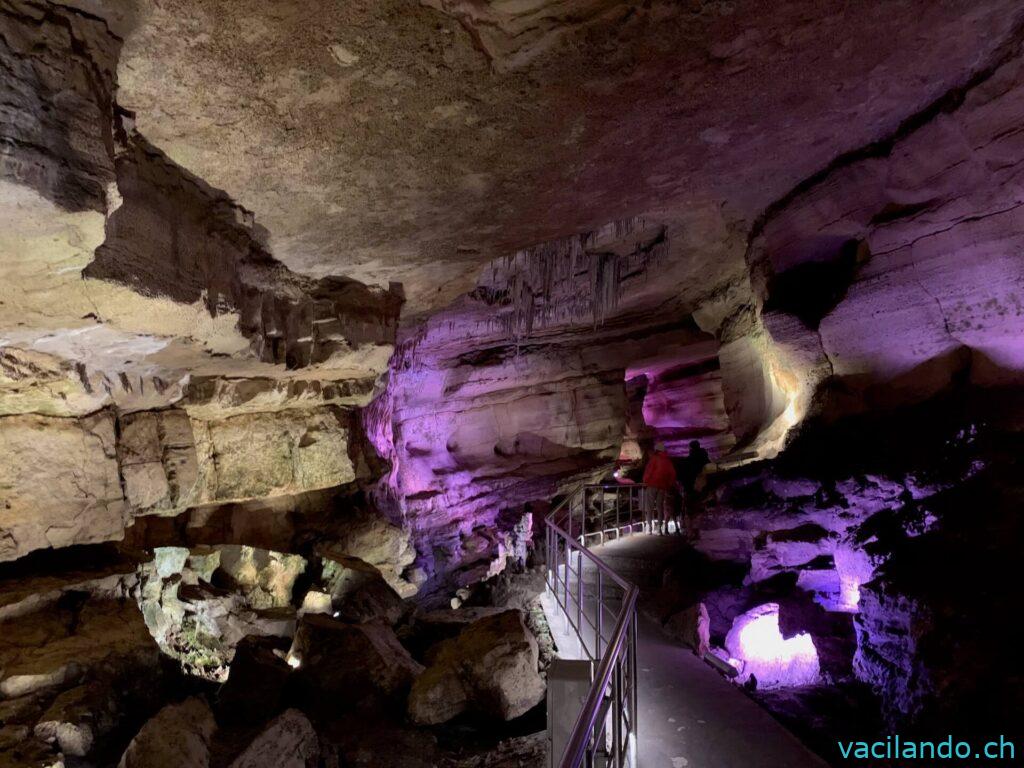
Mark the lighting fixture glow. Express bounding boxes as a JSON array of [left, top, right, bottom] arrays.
[[724, 603, 820, 689]]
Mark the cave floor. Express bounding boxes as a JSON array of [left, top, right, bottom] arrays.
[[550, 534, 827, 768], [633, 610, 826, 768]]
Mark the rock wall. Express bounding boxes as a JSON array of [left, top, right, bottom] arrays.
[[0, 0, 118, 213], [0, 0, 401, 570], [748, 23, 1024, 425], [85, 133, 403, 368], [0, 402, 371, 562], [367, 221, 740, 598], [0, 410, 126, 561]]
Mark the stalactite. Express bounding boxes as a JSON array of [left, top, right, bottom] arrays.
[[480, 216, 668, 340]]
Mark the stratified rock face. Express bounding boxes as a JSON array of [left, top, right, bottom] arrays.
[[0, 403, 367, 563], [0, 0, 404, 574], [366, 220, 741, 596], [0, 411, 126, 562], [191, 407, 359, 503], [118, 409, 200, 514], [118, 697, 216, 768], [625, 337, 736, 457], [750, 31, 1024, 421], [408, 609, 545, 724], [85, 134, 402, 369]]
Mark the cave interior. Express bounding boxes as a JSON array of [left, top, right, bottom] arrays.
[[1, 1, 1023, 766]]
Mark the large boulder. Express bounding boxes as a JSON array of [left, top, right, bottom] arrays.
[[217, 636, 292, 726], [288, 615, 423, 709], [227, 709, 319, 768], [215, 545, 307, 609], [32, 682, 117, 758], [408, 610, 545, 725], [0, 411, 126, 563], [318, 554, 404, 624], [316, 512, 417, 598], [118, 697, 216, 768]]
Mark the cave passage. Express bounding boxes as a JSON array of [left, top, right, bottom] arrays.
[[2, 1, 1024, 766]]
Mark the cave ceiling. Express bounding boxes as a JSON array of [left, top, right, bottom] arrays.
[[107, 0, 1018, 312], [3, 0, 1024, 520]]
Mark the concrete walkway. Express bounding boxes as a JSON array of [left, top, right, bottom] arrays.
[[546, 533, 827, 768]]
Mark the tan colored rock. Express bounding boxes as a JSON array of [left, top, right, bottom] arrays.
[[0, 599, 159, 700], [0, 553, 140, 623], [118, 697, 216, 768], [317, 512, 417, 598], [137, 546, 300, 681], [408, 610, 545, 724], [216, 545, 307, 610], [191, 408, 357, 504], [0, 411, 126, 563], [33, 683, 115, 758], [227, 709, 318, 768], [117, 409, 200, 514], [299, 590, 332, 615]]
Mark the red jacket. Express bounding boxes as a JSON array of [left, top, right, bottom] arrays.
[[643, 451, 677, 491]]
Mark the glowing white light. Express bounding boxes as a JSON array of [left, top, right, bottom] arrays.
[[724, 603, 819, 689], [838, 575, 862, 611], [286, 654, 302, 669]]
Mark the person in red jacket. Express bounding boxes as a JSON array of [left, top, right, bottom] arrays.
[[642, 441, 677, 534]]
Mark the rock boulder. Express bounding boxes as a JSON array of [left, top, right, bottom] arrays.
[[408, 610, 544, 724]]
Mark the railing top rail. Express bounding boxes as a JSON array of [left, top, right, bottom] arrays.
[[546, 517, 634, 592]]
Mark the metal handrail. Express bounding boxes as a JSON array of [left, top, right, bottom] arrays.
[[546, 482, 645, 768]]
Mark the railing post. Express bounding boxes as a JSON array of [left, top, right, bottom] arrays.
[[582, 487, 588, 545], [612, 662, 623, 766], [596, 572, 603, 659], [577, 550, 583, 650], [630, 612, 639, 754]]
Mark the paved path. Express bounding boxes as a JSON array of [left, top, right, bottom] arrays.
[[546, 533, 827, 768]]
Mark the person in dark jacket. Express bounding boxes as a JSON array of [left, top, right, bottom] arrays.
[[679, 440, 710, 537], [642, 441, 677, 534]]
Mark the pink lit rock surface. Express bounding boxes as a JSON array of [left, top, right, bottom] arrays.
[[724, 603, 820, 690]]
